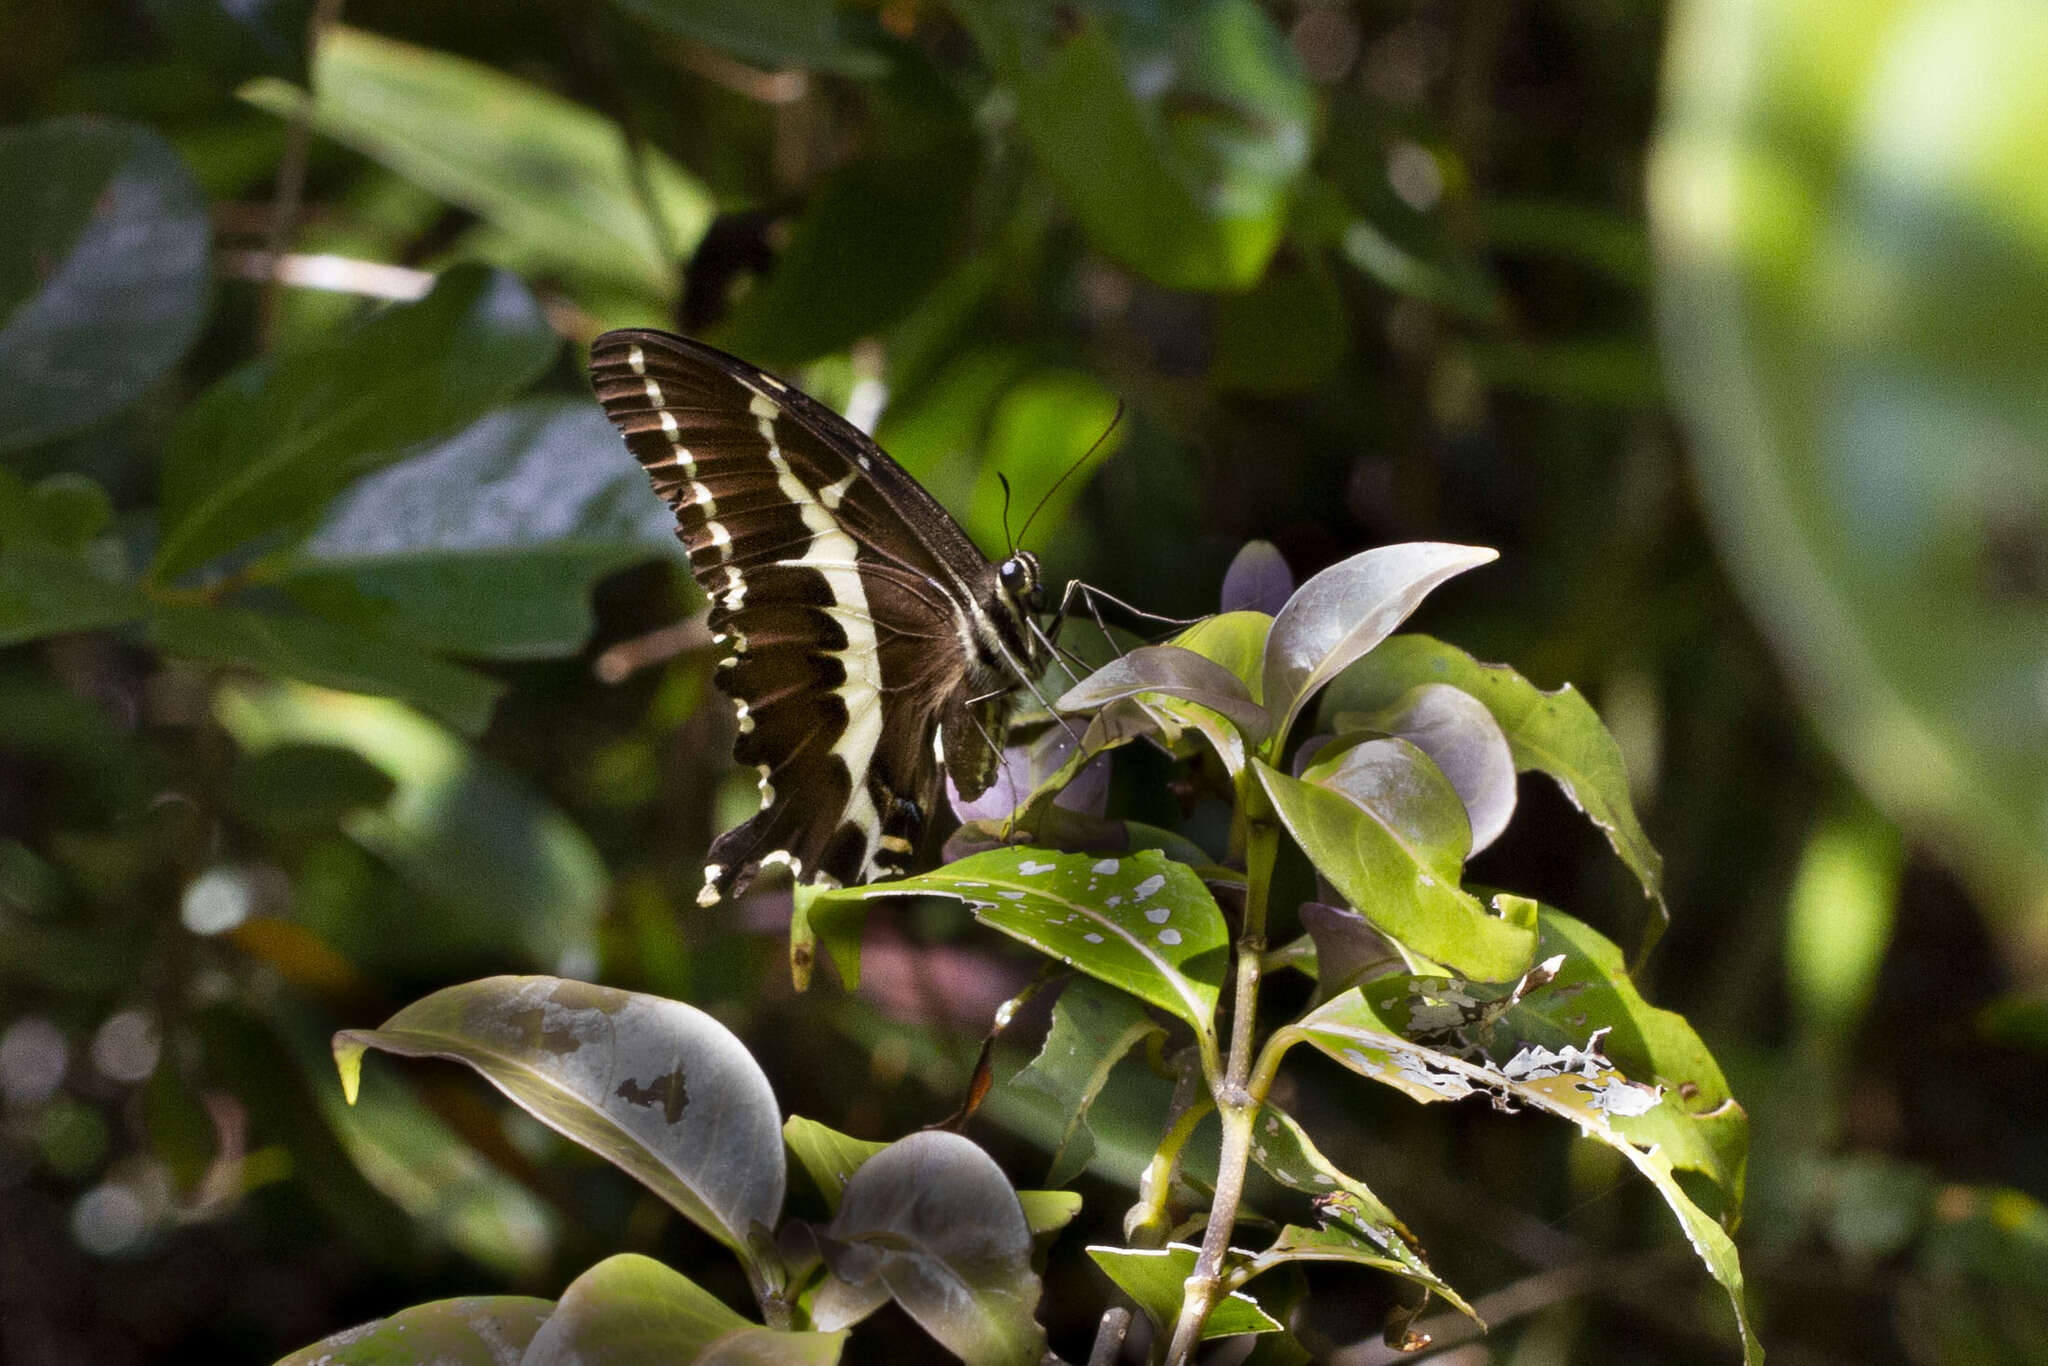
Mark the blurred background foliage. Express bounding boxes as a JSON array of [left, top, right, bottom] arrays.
[[0, 0, 2044, 1362]]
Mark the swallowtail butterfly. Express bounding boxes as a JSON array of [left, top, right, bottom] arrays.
[[590, 330, 1052, 906]]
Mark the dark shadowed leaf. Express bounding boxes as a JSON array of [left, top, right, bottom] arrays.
[[1219, 541, 1293, 616], [811, 847, 1227, 1040], [1281, 985, 1759, 1362], [286, 401, 680, 659], [1245, 1106, 1475, 1318], [1086, 1244, 1281, 1339], [1338, 683, 1517, 854], [520, 1254, 845, 1365], [216, 682, 604, 970], [241, 26, 711, 311], [783, 1115, 886, 1215], [1057, 644, 1272, 743], [152, 604, 503, 737], [1260, 750, 1536, 981], [332, 977, 786, 1271], [1321, 634, 1667, 956], [608, 0, 869, 73], [1260, 544, 1497, 744], [0, 118, 210, 454], [272, 1295, 553, 1366], [983, 0, 1313, 291], [824, 1131, 1045, 1365], [0, 546, 144, 647], [1296, 902, 1404, 998], [1010, 979, 1165, 1185], [1210, 256, 1348, 394], [712, 62, 975, 367], [154, 265, 558, 581]]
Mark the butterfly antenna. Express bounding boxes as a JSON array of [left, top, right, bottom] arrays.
[[998, 472, 1017, 556], [1014, 399, 1124, 550]]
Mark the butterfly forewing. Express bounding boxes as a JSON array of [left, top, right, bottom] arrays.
[[589, 329, 1044, 905]]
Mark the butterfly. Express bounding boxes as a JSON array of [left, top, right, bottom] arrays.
[[589, 330, 1053, 907]]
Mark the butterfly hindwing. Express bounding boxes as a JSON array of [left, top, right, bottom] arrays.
[[589, 330, 1045, 905]]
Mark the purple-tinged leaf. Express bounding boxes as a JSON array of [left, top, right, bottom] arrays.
[[1260, 543, 1497, 744], [1220, 540, 1293, 615]]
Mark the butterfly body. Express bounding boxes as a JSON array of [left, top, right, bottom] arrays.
[[589, 330, 1048, 904]]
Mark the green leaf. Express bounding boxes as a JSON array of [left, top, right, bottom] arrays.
[[992, 0, 1313, 291], [1086, 1244, 1282, 1339], [1010, 979, 1165, 1185], [814, 847, 1228, 1041], [1256, 755, 1537, 982], [284, 400, 679, 659], [0, 118, 211, 454], [1320, 633, 1668, 957], [783, 1115, 887, 1215], [1339, 682, 1517, 854], [1654, 0, 2048, 925], [1260, 543, 1498, 746], [318, 1052, 556, 1281], [1016, 1189, 1083, 1239], [1283, 985, 1761, 1362], [216, 681, 604, 971], [822, 1131, 1045, 1364], [712, 61, 975, 365], [1057, 644, 1272, 743], [961, 368, 1123, 558], [241, 26, 711, 310], [332, 977, 787, 1270], [155, 265, 558, 582], [151, 603, 504, 737], [0, 469, 113, 550], [523, 1254, 845, 1365], [0, 546, 144, 647], [1245, 1106, 1475, 1319], [272, 1295, 553, 1366]]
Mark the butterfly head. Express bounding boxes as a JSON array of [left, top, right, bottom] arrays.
[[998, 550, 1044, 615]]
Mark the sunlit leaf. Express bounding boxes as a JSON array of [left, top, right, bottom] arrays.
[[1085, 1244, 1282, 1339], [824, 1131, 1045, 1365], [155, 266, 558, 582], [272, 1295, 553, 1366], [963, 368, 1122, 558], [332, 977, 787, 1270], [783, 1115, 886, 1215], [0, 118, 210, 454], [812, 847, 1227, 1039], [285, 400, 680, 659], [521, 1254, 845, 1365], [1321, 633, 1667, 956], [1282, 983, 1760, 1362], [1010, 978, 1165, 1185], [1257, 755, 1536, 981], [1246, 1105, 1475, 1316], [241, 26, 711, 311], [1337, 682, 1517, 854], [1057, 644, 1272, 743], [1260, 544, 1497, 745]]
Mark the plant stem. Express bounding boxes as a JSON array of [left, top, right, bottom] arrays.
[[1163, 779, 1281, 1364]]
